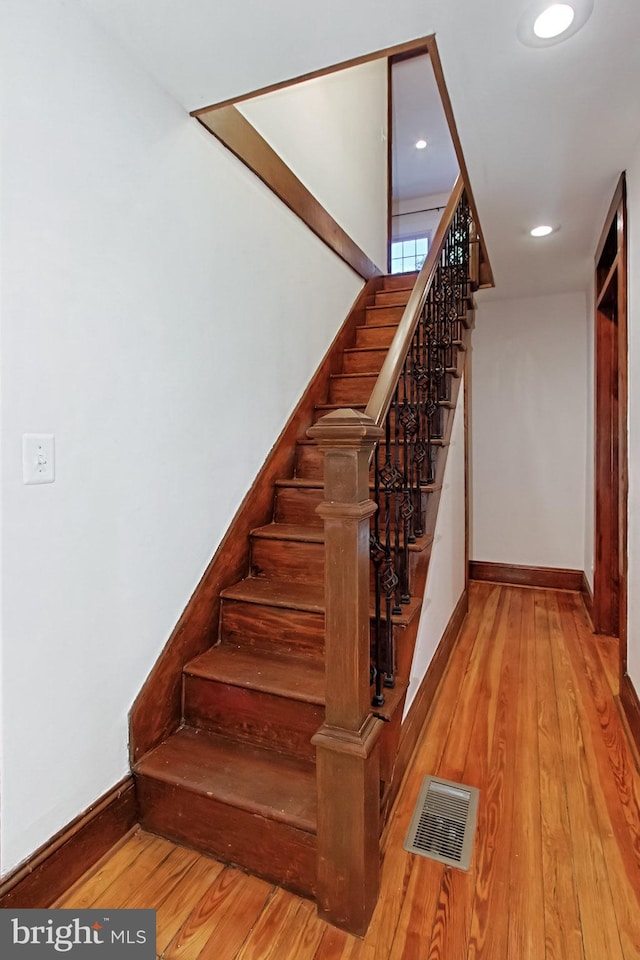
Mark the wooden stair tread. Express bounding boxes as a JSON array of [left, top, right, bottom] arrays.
[[185, 645, 325, 705], [377, 284, 414, 294], [251, 522, 324, 543], [251, 520, 430, 551], [277, 474, 442, 496], [343, 346, 388, 355], [315, 403, 366, 412], [221, 577, 422, 626], [371, 678, 409, 722], [367, 303, 406, 312], [275, 476, 322, 488], [221, 578, 325, 612], [355, 322, 399, 331], [135, 726, 317, 833]]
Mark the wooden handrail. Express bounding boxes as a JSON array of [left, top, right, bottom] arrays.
[[365, 175, 464, 428]]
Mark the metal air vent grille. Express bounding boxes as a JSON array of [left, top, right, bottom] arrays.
[[403, 775, 479, 870]]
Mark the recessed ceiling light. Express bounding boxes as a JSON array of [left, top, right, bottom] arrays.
[[415, 139, 427, 150], [533, 4, 575, 38], [517, 0, 592, 47], [530, 225, 554, 237]]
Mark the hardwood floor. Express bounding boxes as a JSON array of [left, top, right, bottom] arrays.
[[55, 582, 640, 958]]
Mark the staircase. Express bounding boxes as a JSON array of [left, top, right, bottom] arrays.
[[132, 180, 479, 932], [134, 273, 414, 891]]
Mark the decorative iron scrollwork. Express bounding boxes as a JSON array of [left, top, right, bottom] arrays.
[[369, 189, 473, 706]]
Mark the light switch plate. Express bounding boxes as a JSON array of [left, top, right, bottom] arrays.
[[23, 434, 55, 484]]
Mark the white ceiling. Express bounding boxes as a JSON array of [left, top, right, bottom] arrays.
[[80, 0, 640, 300], [392, 56, 459, 201]]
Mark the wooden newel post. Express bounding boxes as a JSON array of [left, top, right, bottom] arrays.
[[307, 408, 385, 936]]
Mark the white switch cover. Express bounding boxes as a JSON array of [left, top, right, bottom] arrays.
[[23, 434, 55, 484]]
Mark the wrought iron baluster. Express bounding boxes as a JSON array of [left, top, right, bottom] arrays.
[[391, 383, 402, 618], [370, 442, 385, 707], [369, 190, 473, 705]]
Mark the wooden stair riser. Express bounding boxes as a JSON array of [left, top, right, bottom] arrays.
[[219, 598, 325, 658], [251, 537, 324, 585], [380, 272, 418, 291], [355, 324, 397, 348], [295, 445, 324, 481], [135, 776, 316, 898], [341, 348, 388, 375], [183, 675, 323, 760], [329, 374, 378, 405], [364, 304, 405, 324], [274, 484, 324, 523], [374, 289, 413, 307]]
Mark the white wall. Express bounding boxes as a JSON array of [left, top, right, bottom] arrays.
[[392, 191, 453, 244], [239, 61, 388, 270], [626, 137, 640, 687], [405, 382, 466, 714], [0, 0, 364, 875], [471, 292, 588, 570]]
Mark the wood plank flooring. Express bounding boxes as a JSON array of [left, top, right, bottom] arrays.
[[55, 583, 640, 958]]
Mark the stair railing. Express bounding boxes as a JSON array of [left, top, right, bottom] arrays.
[[307, 174, 475, 935], [365, 176, 473, 704]]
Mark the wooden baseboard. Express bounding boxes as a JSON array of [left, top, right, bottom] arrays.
[[619, 673, 640, 762], [392, 589, 468, 796], [0, 777, 137, 908], [469, 561, 583, 592]]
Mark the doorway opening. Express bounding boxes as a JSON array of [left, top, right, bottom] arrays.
[[388, 53, 459, 273]]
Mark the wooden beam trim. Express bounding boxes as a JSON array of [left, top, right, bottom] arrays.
[[595, 172, 626, 265], [196, 106, 381, 280], [190, 38, 431, 114], [193, 35, 492, 286], [469, 561, 584, 592], [0, 777, 137, 908]]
